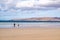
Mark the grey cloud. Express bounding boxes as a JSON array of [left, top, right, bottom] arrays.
[[34, 0, 60, 10], [0, 0, 60, 12], [40, 3, 60, 8]]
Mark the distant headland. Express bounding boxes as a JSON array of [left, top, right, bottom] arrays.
[[0, 17, 60, 22]]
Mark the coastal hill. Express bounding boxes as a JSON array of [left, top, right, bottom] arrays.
[[12, 17, 60, 21]]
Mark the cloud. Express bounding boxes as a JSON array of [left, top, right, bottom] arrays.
[[0, 0, 60, 11], [15, 0, 60, 10], [16, 1, 34, 8], [38, 0, 60, 8]]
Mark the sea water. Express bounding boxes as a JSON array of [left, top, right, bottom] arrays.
[[0, 22, 60, 28]]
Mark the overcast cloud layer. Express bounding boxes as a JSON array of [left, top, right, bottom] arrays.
[[0, 0, 60, 20], [0, 0, 60, 12]]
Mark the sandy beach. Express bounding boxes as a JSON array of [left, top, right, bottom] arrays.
[[0, 28, 60, 40]]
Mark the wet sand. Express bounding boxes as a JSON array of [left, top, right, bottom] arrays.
[[0, 28, 60, 40]]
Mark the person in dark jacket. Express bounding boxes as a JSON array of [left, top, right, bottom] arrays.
[[14, 23, 15, 28]]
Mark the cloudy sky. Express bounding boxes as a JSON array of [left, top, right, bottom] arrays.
[[0, 0, 60, 20]]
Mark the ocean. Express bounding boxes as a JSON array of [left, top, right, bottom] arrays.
[[0, 22, 60, 28]]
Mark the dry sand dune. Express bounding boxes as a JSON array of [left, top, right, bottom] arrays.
[[0, 28, 60, 40]]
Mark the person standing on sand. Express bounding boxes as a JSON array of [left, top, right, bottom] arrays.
[[18, 24, 19, 28], [14, 23, 15, 28]]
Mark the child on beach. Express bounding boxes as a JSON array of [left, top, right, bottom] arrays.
[[18, 24, 19, 28]]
